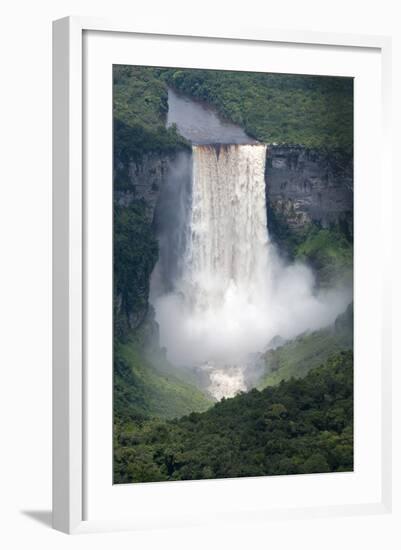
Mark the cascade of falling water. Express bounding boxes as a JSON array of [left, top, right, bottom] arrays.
[[181, 144, 270, 312], [151, 142, 350, 399], [160, 144, 271, 398]]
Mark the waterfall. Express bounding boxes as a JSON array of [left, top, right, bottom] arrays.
[[151, 143, 350, 400], [182, 144, 270, 312], [152, 143, 272, 399]]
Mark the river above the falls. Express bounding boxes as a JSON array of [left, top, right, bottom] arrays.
[[167, 87, 257, 145]]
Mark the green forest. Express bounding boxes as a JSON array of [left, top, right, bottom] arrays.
[[162, 68, 353, 152], [114, 65, 353, 157], [113, 65, 354, 484], [115, 352, 353, 483]]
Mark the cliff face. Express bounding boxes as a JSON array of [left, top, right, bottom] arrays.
[[115, 153, 177, 217], [116, 146, 353, 232], [266, 146, 353, 236], [114, 149, 192, 333]]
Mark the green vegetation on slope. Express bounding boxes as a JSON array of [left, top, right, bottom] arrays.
[[114, 351, 353, 483], [295, 227, 353, 286], [267, 205, 353, 286], [162, 69, 353, 152], [259, 304, 353, 388], [114, 339, 212, 426]]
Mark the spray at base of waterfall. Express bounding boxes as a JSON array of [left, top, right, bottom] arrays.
[[150, 144, 352, 399]]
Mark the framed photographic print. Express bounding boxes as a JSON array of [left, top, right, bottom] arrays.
[[52, 17, 392, 533]]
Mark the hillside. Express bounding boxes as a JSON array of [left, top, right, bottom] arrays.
[[268, 216, 353, 287], [259, 303, 353, 388], [114, 339, 212, 426], [114, 351, 353, 483]]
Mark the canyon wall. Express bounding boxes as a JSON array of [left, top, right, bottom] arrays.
[[266, 146, 353, 238], [116, 146, 353, 234], [114, 152, 183, 217]]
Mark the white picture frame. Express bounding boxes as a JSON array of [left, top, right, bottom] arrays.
[[52, 16, 392, 534]]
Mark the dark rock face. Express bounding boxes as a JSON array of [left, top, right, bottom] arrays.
[[115, 150, 192, 222], [115, 153, 176, 220], [114, 149, 192, 333], [116, 144, 353, 239], [266, 146, 353, 235]]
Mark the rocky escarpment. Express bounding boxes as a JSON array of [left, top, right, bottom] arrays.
[[117, 145, 353, 233], [115, 152, 182, 217], [266, 146, 353, 238], [114, 149, 192, 334]]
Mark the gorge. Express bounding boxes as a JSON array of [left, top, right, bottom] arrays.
[[113, 74, 353, 400], [145, 92, 352, 398], [113, 66, 354, 483]]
